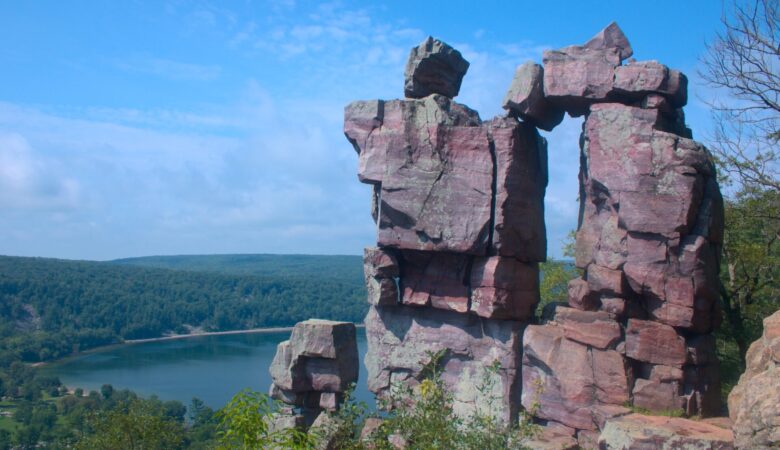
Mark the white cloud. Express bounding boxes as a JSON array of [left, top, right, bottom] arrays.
[[0, 133, 80, 210], [114, 56, 222, 81]]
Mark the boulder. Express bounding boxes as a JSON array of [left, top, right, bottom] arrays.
[[729, 310, 780, 450], [521, 324, 630, 430], [364, 304, 524, 423], [290, 319, 358, 360], [598, 414, 734, 449], [613, 61, 688, 107], [488, 117, 548, 261], [502, 62, 564, 131], [404, 36, 469, 99], [625, 319, 686, 366], [631, 378, 684, 413], [543, 45, 620, 116], [269, 320, 359, 397], [470, 256, 539, 320]]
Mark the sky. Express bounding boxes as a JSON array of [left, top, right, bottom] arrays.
[[0, 0, 726, 260]]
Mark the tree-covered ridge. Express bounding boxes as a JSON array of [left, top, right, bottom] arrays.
[[0, 255, 367, 364], [111, 254, 364, 281]]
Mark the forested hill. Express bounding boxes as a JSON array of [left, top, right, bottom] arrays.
[[0, 254, 366, 364], [111, 254, 363, 281]]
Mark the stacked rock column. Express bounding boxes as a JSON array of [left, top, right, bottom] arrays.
[[345, 37, 548, 423], [511, 22, 725, 438], [268, 319, 359, 428]]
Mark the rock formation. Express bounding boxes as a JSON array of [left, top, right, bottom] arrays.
[[268, 319, 358, 428], [345, 35, 546, 422], [598, 414, 735, 449], [728, 310, 780, 449], [344, 22, 726, 443]]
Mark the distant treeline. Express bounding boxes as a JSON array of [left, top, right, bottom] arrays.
[[0, 254, 366, 364]]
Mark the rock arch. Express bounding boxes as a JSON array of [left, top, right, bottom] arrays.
[[343, 23, 724, 437]]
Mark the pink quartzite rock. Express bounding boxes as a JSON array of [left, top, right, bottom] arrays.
[[567, 278, 600, 311], [488, 117, 548, 261], [613, 60, 688, 107], [270, 319, 359, 395], [364, 304, 524, 423], [502, 62, 564, 131], [542, 22, 632, 116], [404, 36, 470, 99], [399, 251, 470, 312], [631, 378, 684, 412], [543, 45, 620, 116], [366, 277, 398, 306], [364, 247, 400, 278], [521, 324, 630, 430], [586, 264, 626, 296], [554, 307, 622, 350], [583, 21, 633, 60], [344, 95, 481, 184], [625, 319, 686, 366], [377, 97, 492, 254], [598, 414, 735, 450], [364, 247, 399, 306], [728, 310, 780, 449], [469, 256, 539, 320]]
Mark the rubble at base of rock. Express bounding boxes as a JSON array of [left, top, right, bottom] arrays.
[[342, 22, 733, 446]]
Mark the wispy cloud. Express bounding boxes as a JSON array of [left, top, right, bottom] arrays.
[[114, 56, 222, 81]]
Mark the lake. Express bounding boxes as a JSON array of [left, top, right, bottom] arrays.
[[40, 329, 373, 409]]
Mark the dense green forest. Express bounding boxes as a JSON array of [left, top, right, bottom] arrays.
[[0, 255, 366, 365], [112, 254, 364, 280]]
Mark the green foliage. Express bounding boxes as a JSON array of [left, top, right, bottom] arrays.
[[75, 398, 186, 450], [215, 388, 316, 450], [716, 186, 780, 397]]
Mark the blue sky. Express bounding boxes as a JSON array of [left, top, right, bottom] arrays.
[[0, 0, 724, 260]]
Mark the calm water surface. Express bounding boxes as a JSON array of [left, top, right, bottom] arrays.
[[40, 329, 372, 409]]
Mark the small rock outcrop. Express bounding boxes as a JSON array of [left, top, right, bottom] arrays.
[[269, 319, 358, 428], [344, 23, 727, 445], [728, 310, 780, 450], [598, 414, 735, 449]]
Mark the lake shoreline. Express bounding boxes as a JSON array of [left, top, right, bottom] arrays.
[[32, 323, 365, 367]]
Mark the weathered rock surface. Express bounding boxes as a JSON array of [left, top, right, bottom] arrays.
[[598, 414, 735, 449], [543, 23, 632, 116], [521, 323, 630, 430], [269, 319, 358, 430], [364, 304, 523, 423], [584, 21, 633, 60], [364, 247, 399, 306], [470, 256, 539, 320], [613, 61, 688, 107], [729, 310, 780, 450], [502, 62, 564, 131], [489, 117, 548, 260], [404, 36, 469, 99]]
